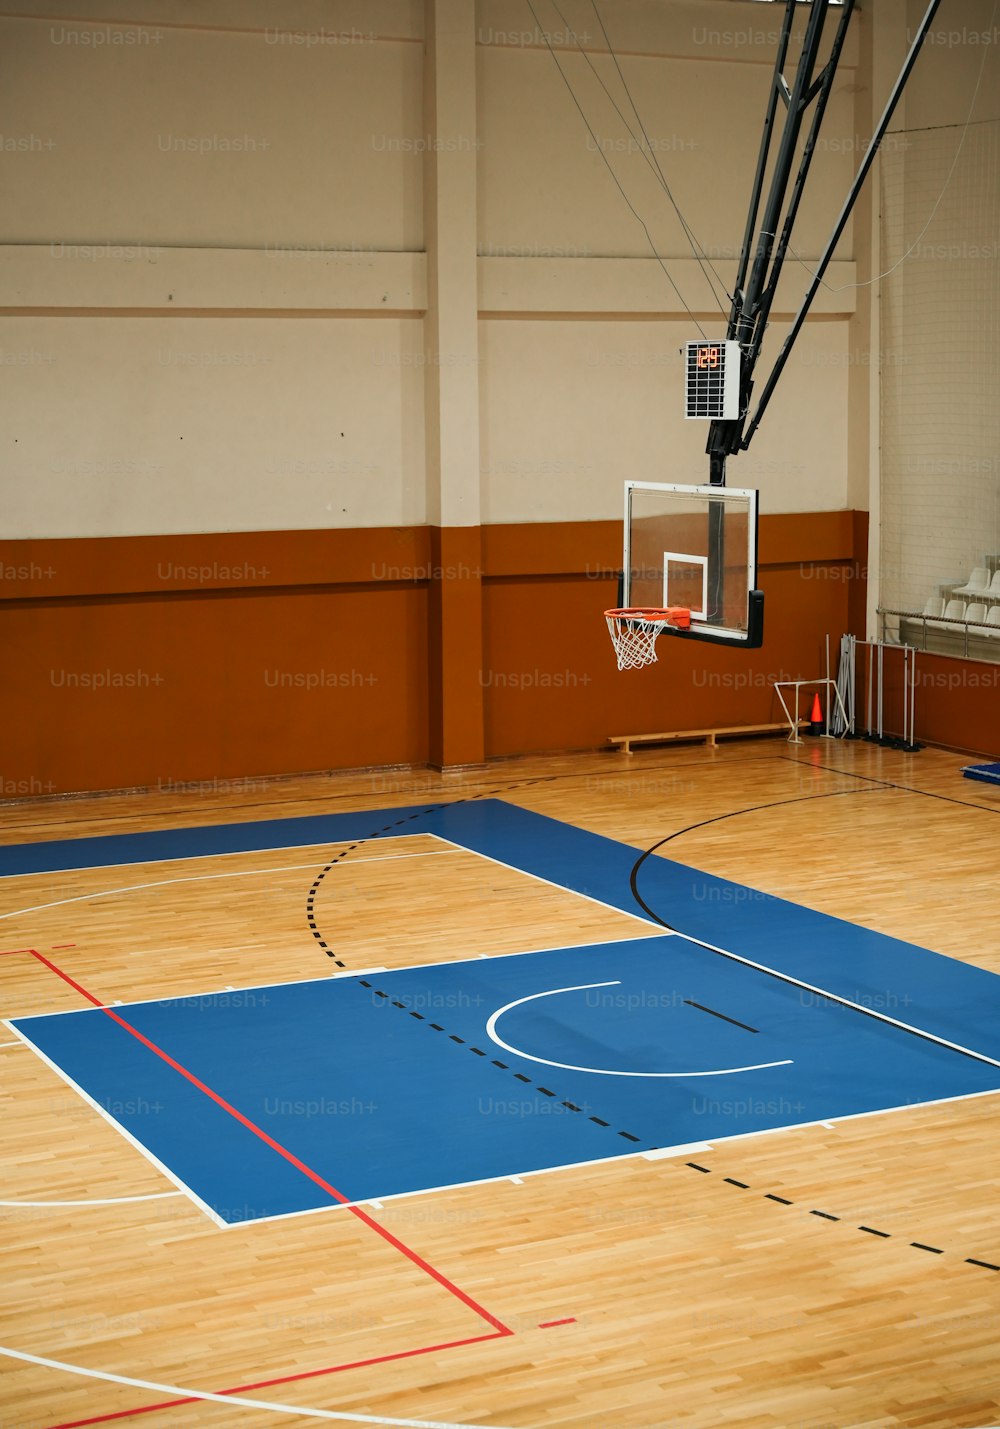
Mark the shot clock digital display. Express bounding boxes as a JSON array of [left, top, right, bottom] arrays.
[[684, 339, 740, 420]]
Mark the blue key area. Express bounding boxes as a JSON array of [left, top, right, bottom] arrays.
[[13, 938, 1000, 1223], [8, 800, 1000, 1222]]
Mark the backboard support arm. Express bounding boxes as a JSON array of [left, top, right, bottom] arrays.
[[741, 0, 944, 449], [707, 0, 853, 485]]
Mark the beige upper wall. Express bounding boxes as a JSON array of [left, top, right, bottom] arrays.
[[0, 15, 424, 249], [0, 0, 885, 536], [875, 0, 1000, 622], [476, 0, 861, 67], [479, 315, 852, 523], [476, 22, 859, 263], [475, 0, 862, 521], [902, 0, 1000, 129], [3, 315, 427, 537], [0, 0, 423, 36]]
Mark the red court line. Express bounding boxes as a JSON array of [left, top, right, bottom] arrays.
[[0, 947, 36, 956], [51, 943, 77, 950], [46, 1329, 509, 1429], [28, 951, 511, 1335], [538, 1317, 577, 1328], [30, 952, 104, 1005]]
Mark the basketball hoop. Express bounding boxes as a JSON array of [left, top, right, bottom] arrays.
[[605, 607, 691, 671]]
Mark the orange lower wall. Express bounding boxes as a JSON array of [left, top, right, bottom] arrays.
[[2, 585, 429, 796], [857, 647, 1000, 759], [482, 515, 868, 757], [0, 512, 909, 796]]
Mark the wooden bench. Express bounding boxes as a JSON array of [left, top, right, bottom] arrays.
[[608, 722, 806, 755]]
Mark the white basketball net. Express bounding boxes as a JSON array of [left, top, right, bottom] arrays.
[[605, 609, 683, 671]]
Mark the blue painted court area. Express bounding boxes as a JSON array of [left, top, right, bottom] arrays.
[[7, 800, 1000, 1223], [13, 939, 1000, 1224]]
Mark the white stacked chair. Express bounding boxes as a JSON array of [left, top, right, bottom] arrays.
[[942, 598, 966, 626], [955, 566, 991, 596]]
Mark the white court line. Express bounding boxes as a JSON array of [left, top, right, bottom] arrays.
[[3, 1022, 227, 1228], [0, 1191, 184, 1207], [10, 969, 373, 1019], [0, 1039, 24, 1048], [231, 1144, 674, 1228], [8, 823, 995, 1070], [0, 847, 461, 923], [9, 829, 1000, 1225], [642, 1142, 714, 1160], [671, 930, 1000, 1071], [11, 971, 678, 1233], [486, 982, 793, 1078], [0, 1345, 512, 1427], [4, 823, 661, 931], [0, 830, 453, 882], [457, 842, 1000, 1068], [710, 1083, 1000, 1147], [214, 1084, 1000, 1229], [20, 935, 672, 1020], [447, 838, 661, 930]]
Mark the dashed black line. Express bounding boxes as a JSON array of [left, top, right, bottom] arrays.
[[304, 773, 654, 1148], [356, 976, 648, 1147], [684, 1162, 997, 1272], [305, 774, 560, 965]]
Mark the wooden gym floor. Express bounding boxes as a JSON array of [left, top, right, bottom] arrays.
[[1, 735, 999, 1429]]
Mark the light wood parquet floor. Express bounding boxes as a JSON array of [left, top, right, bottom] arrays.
[[1, 736, 998, 1429]]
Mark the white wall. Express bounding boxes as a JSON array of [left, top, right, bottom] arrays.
[[1, 18, 424, 249], [1, 0, 875, 537], [479, 315, 853, 523], [876, 0, 1000, 616], [0, 2, 426, 535], [476, 34, 858, 263], [2, 314, 426, 536], [476, 0, 860, 520]]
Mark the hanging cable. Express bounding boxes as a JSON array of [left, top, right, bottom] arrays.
[[540, 0, 730, 312], [782, 0, 997, 295], [587, 0, 732, 309], [524, 0, 710, 337]]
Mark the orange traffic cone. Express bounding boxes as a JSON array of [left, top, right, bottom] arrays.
[[809, 692, 824, 736]]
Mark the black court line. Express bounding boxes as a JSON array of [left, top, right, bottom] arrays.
[[627, 785, 883, 934], [298, 745, 1000, 1247], [299, 764, 673, 1154], [0, 743, 865, 839], [684, 999, 759, 1034], [627, 788, 1000, 1072], [5, 738, 988, 839], [355, 977, 649, 1148], [779, 752, 1000, 817], [3, 743, 791, 836], [305, 771, 562, 968], [686, 1162, 998, 1273]]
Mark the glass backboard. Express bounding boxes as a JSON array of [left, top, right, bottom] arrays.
[[622, 482, 763, 647]]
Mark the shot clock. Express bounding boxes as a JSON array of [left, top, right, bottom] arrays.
[[684, 339, 741, 419]]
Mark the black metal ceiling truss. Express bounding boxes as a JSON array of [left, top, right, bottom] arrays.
[[707, 0, 944, 487]]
